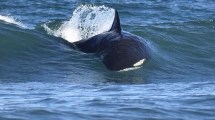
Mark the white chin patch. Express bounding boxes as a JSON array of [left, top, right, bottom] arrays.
[[118, 67, 141, 72], [133, 59, 145, 67]]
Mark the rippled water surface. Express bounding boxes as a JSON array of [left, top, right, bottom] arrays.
[[0, 0, 215, 120]]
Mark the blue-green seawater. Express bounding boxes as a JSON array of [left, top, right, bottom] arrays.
[[0, 0, 215, 120]]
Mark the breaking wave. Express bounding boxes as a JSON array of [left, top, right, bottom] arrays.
[[0, 15, 27, 29]]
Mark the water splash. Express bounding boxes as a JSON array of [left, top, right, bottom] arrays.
[[0, 15, 27, 29], [43, 5, 115, 43]]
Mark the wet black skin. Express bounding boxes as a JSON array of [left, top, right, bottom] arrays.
[[74, 31, 149, 71], [67, 10, 149, 71]]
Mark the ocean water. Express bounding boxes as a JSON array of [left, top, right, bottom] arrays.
[[0, 0, 215, 120]]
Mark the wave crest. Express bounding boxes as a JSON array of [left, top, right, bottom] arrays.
[[0, 15, 27, 29]]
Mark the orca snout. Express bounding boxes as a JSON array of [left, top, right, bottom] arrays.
[[102, 39, 148, 71]]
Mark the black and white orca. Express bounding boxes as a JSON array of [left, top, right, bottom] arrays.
[[68, 10, 149, 71]]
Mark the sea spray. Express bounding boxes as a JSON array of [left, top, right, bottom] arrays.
[[43, 5, 115, 43], [0, 15, 27, 29]]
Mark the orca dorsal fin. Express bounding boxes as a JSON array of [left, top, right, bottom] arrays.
[[109, 10, 121, 34]]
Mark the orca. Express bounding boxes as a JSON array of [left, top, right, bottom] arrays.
[[70, 10, 149, 71]]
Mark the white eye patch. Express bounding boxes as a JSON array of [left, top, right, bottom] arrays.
[[133, 59, 145, 67]]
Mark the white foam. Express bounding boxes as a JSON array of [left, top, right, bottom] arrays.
[[0, 15, 27, 28], [43, 5, 115, 43]]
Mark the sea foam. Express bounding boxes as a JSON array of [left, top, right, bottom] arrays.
[[0, 15, 27, 29]]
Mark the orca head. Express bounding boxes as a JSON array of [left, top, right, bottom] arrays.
[[102, 37, 148, 71], [102, 10, 149, 71]]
